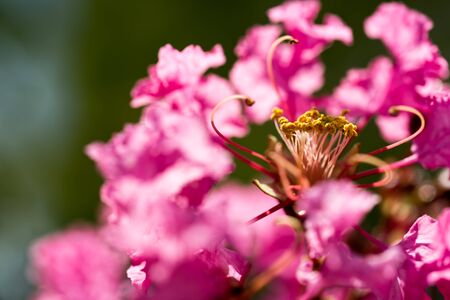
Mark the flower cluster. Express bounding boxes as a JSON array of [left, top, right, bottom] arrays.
[[28, 1, 450, 299]]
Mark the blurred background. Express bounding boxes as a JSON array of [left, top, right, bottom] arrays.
[[1, 0, 449, 299]]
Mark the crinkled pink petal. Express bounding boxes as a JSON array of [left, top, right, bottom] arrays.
[[299, 180, 379, 257], [331, 56, 393, 118], [131, 44, 225, 107], [87, 105, 232, 181], [424, 209, 450, 293], [376, 112, 411, 143], [413, 91, 450, 169], [268, 0, 320, 26], [204, 184, 298, 274], [288, 61, 324, 95], [268, 1, 352, 59], [365, 3, 432, 57], [29, 227, 125, 300], [400, 215, 439, 267], [102, 178, 228, 260], [298, 243, 405, 299], [196, 75, 247, 138], [149, 259, 229, 300], [365, 2, 447, 78], [230, 58, 279, 122], [235, 25, 282, 59]]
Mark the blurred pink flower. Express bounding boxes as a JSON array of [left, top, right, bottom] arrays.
[[131, 44, 225, 108], [28, 1, 450, 299], [297, 243, 405, 299], [298, 180, 379, 258], [29, 227, 126, 300], [87, 105, 232, 202], [204, 184, 301, 299]]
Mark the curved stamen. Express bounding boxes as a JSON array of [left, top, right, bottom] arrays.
[[349, 153, 394, 188], [211, 94, 274, 166], [351, 153, 418, 181], [268, 150, 304, 200], [266, 35, 298, 117], [369, 105, 425, 156], [223, 144, 276, 179], [247, 200, 293, 224]]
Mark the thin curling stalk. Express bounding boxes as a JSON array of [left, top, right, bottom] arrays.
[[369, 105, 425, 156], [349, 153, 394, 188], [266, 35, 298, 118], [210, 95, 276, 178], [350, 154, 418, 181], [210, 95, 272, 165]]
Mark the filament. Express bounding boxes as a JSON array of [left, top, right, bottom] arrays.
[[247, 201, 293, 224], [266, 35, 298, 118], [348, 153, 394, 188], [211, 94, 277, 178], [351, 154, 418, 181], [223, 144, 276, 179], [369, 105, 425, 156]]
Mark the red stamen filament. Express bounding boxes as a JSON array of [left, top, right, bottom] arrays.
[[369, 105, 426, 156], [211, 95, 276, 178], [224, 144, 276, 179], [266, 35, 298, 118], [247, 200, 294, 224], [349, 154, 394, 188], [351, 154, 418, 181], [211, 95, 273, 164]]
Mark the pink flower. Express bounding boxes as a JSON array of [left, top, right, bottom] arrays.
[[87, 105, 232, 188], [130, 44, 247, 139], [204, 184, 301, 298], [29, 227, 126, 300], [365, 2, 447, 78], [131, 44, 225, 107], [413, 91, 450, 169], [268, 0, 352, 57], [298, 180, 379, 258], [330, 56, 393, 119], [331, 2, 448, 142], [231, 0, 352, 122], [145, 258, 230, 300], [205, 184, 298, 272], [297, 243, 406, 299]]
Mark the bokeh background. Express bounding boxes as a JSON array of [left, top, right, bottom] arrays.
[[1, 0, 449, 299]]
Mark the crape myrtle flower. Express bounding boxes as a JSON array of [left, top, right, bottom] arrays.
[[331, 2, 448, 142], [83, 43, 253, 299], [210, 1, 450, 297], [28, 0, 450, 299], [131, 43, 247, 138], [231, 0, 352, 123], [28, 227, 127, 300]]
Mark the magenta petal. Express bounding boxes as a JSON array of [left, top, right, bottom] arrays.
[[29, 227, 126, 300], [299, 180, 379, 257]]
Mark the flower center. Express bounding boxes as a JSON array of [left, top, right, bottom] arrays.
[[271, 107, 357, 183]]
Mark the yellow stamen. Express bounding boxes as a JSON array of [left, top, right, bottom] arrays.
[[272, 108, 358, 183]]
